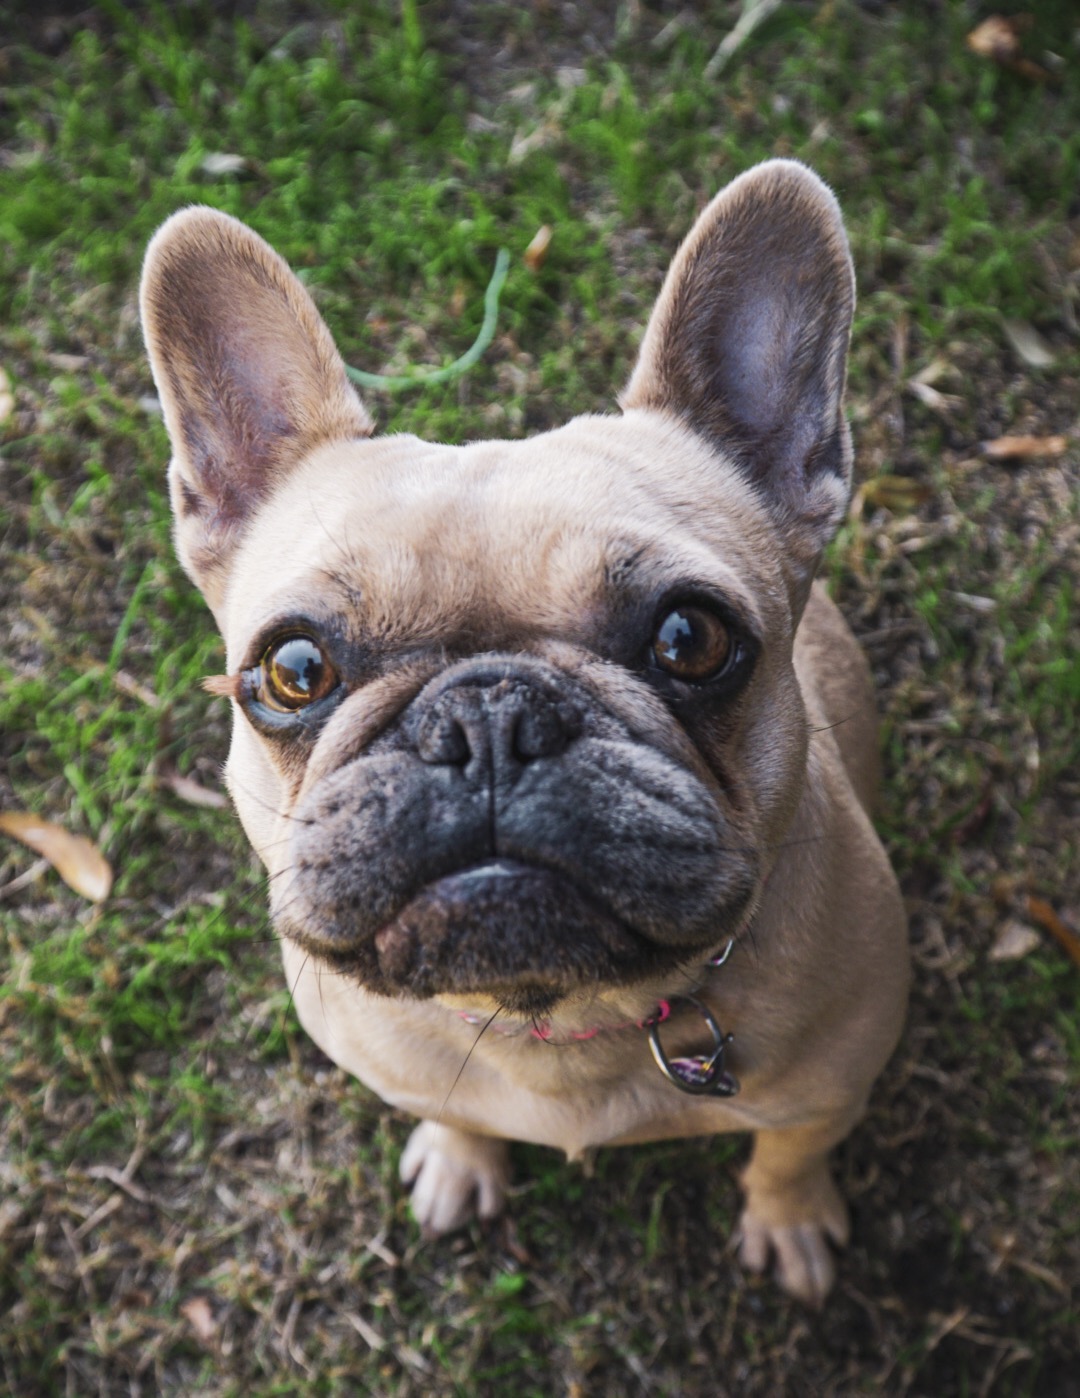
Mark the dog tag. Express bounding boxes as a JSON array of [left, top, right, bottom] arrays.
[[648, 996, 739, 1097]]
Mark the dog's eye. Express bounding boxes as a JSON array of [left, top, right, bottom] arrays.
[[259, 635, 338, 711], [651, 605, 732, 681]]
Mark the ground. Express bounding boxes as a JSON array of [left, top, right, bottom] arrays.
[[0, 1, 1078, 1394]]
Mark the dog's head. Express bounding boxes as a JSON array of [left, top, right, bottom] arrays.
[[141, 160, 854, 1018]]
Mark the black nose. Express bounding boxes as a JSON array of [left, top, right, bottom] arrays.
[[414, 669, 577, 780]]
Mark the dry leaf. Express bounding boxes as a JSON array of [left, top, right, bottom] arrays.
[[858, 475, 933, 512], [508, 121, 559, 165], [200, 152, 249, 177], [907, 379, 964, 416], [1003, 319, 1055, 367], [966, 15, 1051, 79], [948, 590, 997, 615], [45, 352, 89, 372], [989, 920, 1041, 962], [911, 357, 952, 388], [966, 16, 1024, 63], [160, 769, 229, 810], [0, 811, 113, 902], [982, 434, 1068, 460], [0, 366, 13, 424], [1027, 895, 1080, 968], [523, 224, 553, 272], [180, 1296, 218, 1345]]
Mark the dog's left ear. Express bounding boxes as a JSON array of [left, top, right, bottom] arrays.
[[621, 159, 855, 584]]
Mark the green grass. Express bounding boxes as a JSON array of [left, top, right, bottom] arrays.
[[1, 1, 1079, 1393]]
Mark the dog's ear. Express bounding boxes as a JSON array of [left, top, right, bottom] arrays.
[[621, 160, 855, 581], [140, 207, 373, 609]]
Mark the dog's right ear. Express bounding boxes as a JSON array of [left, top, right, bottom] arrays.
[[140, 207, 373, 611]]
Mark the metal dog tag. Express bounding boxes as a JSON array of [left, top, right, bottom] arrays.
[[648, 995, 740, 1097]]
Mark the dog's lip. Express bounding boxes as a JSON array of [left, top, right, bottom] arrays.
[[374, 856, 633, 947], [374, 856, 620, 925], [427, 860, 530, 888], [367, 857, 657, 1009]]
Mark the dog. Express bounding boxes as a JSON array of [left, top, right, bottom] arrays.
[[140, 159, 908, 1306]]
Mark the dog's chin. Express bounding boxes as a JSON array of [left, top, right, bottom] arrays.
[[284, 859, 734, 1008]]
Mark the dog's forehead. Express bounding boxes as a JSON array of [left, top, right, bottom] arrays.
[[221, 411, 785, 647]]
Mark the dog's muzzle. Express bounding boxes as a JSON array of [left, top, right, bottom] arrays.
[[274, 657, 756, 1008]]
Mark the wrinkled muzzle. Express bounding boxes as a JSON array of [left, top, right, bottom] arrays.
[[273, 657, 757, 1012]]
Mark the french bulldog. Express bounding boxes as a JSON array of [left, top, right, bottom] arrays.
[[140, 159, 909, 1306]]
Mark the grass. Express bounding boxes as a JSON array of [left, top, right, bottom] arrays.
[[1, 0, 1078, 1393]]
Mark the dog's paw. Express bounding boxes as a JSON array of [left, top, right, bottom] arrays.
[[736, 1171, 850, 1308], [400, 1121, 510, 1237]]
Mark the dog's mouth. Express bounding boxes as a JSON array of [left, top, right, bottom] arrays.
[[285, 858, 718, 1014]]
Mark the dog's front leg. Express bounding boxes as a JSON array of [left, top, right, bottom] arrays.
[[400, 1121, 511, 1236], [736, 1110, 863, 1307]]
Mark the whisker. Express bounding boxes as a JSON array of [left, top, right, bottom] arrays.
[[281, 948, 312, 1040], [807, 708, 868, 735], [435, 1009, 501, 1129], [226, 773, 315, 826], [309, 497, 366, 609]]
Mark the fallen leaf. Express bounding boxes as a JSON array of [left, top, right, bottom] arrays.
[[1027, 896, 1080, 968], [466, 112, 500, 135], [0, 811, 113, 902], [907, 379, 963, 416], [989, 920, 1041, 962], [966, 16, 1025, 63], [910, 357, 952, 388], [180, 1296, 218, 1345], [857, 474, 933, 512], [966, 15, 1051, 80], [982, 434, 1068, 460], [200, 152, 249, 177], [508, 121, 559, 165], [947, 590, 997, 614], [45, 352, 89, 372], [523, 224, 553, 272], [160, 769, 229, 810], [1002, 319, 1055, 368]]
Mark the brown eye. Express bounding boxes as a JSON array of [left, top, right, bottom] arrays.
[[259, 635, 337, 711], [652, 605, 732, 681]]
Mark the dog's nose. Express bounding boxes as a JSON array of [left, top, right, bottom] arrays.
[[414, 673, 575, 777]]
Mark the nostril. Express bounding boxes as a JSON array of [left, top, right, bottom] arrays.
[[513, 704, 568, 761], [417, 712, 471, 766]]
